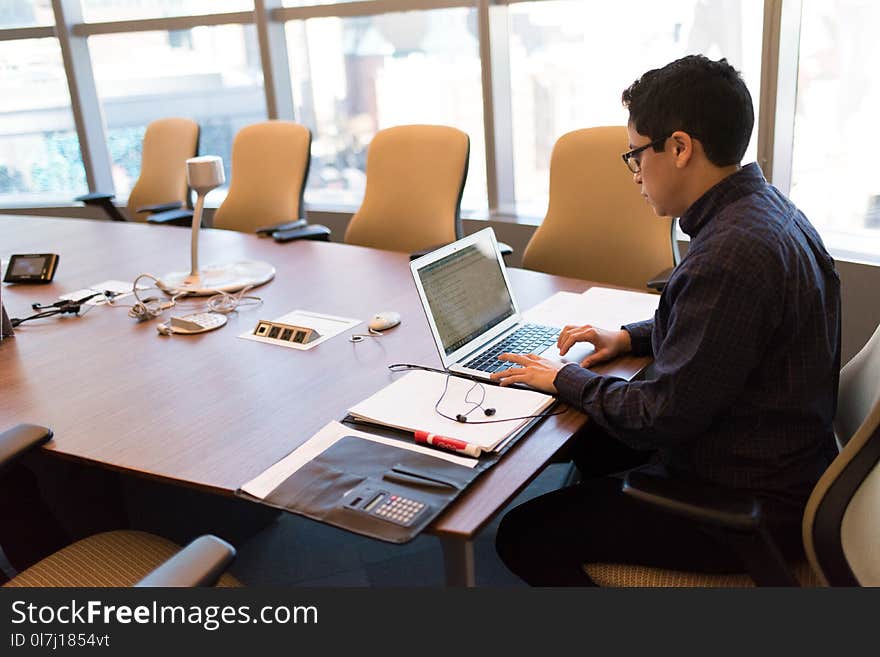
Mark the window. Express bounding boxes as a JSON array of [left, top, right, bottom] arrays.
[[788, 0, 880, 259], [0, 0, 53, 28], [284, 7, 488, 213], [80, 1, 253, 23], [0, 39, 87, 204], [507, 0, 763, 217], [283, 1, 372, 7], [88, 25, 266, 199]]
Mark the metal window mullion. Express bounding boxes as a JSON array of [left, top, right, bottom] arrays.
[[271, 0, 472, 22], [52, 0, 114, 194], [0, 26, 55, 40], [72, 12, 255, 37], [479, 0, 515, 215], [255, 0, 295, 120], [757, 0, 782, 182], [770, 0, 803, 195]]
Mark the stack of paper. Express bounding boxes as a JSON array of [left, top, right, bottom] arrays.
[[522, 286, 660, 330], [347, 370, 555, 454]]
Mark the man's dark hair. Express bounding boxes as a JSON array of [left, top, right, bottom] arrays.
[[621, 55, 754, 167]]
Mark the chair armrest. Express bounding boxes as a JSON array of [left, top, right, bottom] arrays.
[[147, 209, 195, 226], [256, 219, 306, 236], [74, 193, 127, 221], [272, 224, 331, 243], [410, 240, 514, 261], [74, 192, 115, 203], [623, 469, 800, 586], [0, 424, 53, 471], [409, 243, 448, 260], [623, 470, 762, 531], [136, 201, 183, 214], [135, 535, 236, 587], [647, 266, 674, 292]]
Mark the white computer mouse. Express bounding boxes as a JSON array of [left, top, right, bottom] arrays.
[[368, 311, 401, 332]]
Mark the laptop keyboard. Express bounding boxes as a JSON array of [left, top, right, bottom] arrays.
[[464, 324, 560, 373]]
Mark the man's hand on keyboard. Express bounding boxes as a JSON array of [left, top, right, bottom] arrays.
[[490, 353, 564, 393], [557, 325, 632, 368]]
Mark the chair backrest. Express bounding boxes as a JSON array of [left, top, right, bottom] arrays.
[[127, 118, 200, 222], [803, 323, 880, 585], [343, 125, 469, 253], [213, 121, 312, 233], [521, 126, 675, 290]]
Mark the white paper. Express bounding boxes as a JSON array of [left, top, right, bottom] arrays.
[[92, 279, 150, 294], [238, 309, 361, 350], [523, 286, 659, 330], [348, 369, 554, 452], [58, 280, 149, 305], [240, 420, 476, 500]]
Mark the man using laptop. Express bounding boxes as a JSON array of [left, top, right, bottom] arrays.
[[491, 55, 841, 585]]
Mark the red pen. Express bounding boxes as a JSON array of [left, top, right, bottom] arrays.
[[413, 430, 483, 458]]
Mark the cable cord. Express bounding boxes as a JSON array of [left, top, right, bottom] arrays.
[[389, 363, 567, 425], [205, 285, 262, 314], [126, 275, 262, 321], [127, 274, 187, 321]]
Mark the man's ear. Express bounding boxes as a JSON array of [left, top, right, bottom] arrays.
[[670, 131, 694, 168]]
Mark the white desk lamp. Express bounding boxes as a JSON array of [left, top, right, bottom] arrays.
[[159, 155, 275, 295]]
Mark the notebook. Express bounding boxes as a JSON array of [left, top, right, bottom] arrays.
[[410, 227, 592, 380], [347, 370, 555, 454]]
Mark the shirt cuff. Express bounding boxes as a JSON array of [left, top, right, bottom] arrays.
[[622, 319, 654, 357], [554, 362, 600, 405]]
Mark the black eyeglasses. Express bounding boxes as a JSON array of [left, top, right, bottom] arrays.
[[621, 135, 669, 174]]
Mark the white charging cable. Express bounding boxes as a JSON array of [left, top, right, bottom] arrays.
[[204, 285, 262, 314], [127, 274, 187, 321], [125, 274, 262, 324]]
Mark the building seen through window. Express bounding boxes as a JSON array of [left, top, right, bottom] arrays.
[[790, 0, 880, 256], [285, 8, 488, 213], [507, 0, 762, 217], [88, 24, 266, 201], [0, 38, 87, 204]]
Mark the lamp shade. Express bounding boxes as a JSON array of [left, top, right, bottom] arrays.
[[186, 156, 225, 194]]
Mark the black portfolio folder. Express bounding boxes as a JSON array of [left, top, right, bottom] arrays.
[[237, 410, 552, 544]]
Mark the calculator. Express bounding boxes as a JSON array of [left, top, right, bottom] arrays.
[[344, 483, 429, 527]]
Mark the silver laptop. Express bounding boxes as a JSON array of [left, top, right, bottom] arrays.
[[410, 227, 590, 380]]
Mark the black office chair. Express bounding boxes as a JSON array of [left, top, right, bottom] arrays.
[[0, 424, 238, 587], [583, 322, 880, 587], [646, 219, 681, 292], [75, 118, 199, 225]]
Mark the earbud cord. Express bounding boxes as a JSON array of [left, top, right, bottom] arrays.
[[432, 371, 567, 425]]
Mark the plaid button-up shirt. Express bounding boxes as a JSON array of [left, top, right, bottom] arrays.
[[555, 163, 841, 517]]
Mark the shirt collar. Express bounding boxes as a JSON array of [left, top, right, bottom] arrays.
[[678, 162, 767, 238]]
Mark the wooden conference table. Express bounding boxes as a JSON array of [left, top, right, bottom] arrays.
[[0, 215, 649, 586]]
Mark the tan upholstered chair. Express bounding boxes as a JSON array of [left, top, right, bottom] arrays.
[[584, 323, 880, 587], [343, 125, 470, 254], [214, 121, 327, 240], [76, 118, 200, 223], [522, 126, 677, 291], [1, 424, 239, 588]]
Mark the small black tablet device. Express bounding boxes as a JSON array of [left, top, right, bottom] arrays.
[[3, 253, 59, 284]]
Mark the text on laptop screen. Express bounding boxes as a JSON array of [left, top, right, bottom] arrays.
[[416, 242, 516, 356]]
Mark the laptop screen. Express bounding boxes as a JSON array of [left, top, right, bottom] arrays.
[[415, 237, 516, 356]]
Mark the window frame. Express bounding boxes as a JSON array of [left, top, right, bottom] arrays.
[[1, 0, 877, 264]]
